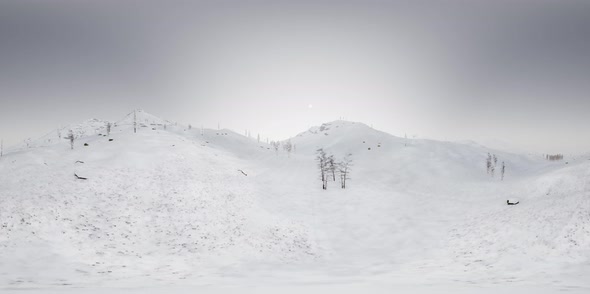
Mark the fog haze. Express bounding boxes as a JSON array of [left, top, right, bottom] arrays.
[[1, 0, 589, 154]]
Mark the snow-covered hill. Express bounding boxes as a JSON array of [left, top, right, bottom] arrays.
[[11, 118, 111, 151], [290, 120, 548, 188], [1, 112, 589, 293]]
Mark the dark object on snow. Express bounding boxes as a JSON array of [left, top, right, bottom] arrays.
[[238, 169, 248, 176], [74, 173, 87, 180], [109, 139, 114, 141], [507, 200, 519, 205], [84, 143, 89, 146], [75, 160, 85, 164], [368, 147, 371, 150]]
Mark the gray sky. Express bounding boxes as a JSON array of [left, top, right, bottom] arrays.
[[1, 0, 589, 154]]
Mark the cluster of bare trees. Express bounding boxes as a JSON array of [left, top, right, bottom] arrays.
[[486, 152, 506, 180], [316, 148, 352, 190], [268, 140, 296, 157], [545, 154, 564, 161], [283, 140, 293, 157]]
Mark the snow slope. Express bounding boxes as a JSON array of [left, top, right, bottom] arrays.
[[1, 113, 589, 293], [10, 118, 111, 152]]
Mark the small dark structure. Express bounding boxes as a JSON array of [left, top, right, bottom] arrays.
[[507, 200, 519, 205], [238, 169, 248, 176], [74, 173, 87, 180], [84, 143, 89, 146], [108, 139, 114, 141]]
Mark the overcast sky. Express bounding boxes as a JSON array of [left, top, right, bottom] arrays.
[[1, 0, 589, 154]]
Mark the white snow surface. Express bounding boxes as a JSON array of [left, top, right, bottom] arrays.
[[1, 116, 589, 293]]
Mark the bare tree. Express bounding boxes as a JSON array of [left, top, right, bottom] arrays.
[[501, 161, 506, 181], [316, 148, 328, 190], [338, 154, 352, 189], [106, 122, 112, 136], [67, 130, 75, 150], [327, 154, 336, 181], [486, 153, 492, 174], [133, 110, 137, 133], [271, 141, 280, 155], [257, 133, 260, 143], [283, 140, 293, 158], [188, 124, 192, 130]]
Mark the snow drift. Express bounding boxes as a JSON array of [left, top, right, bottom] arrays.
[[1, 113, 589, 292]]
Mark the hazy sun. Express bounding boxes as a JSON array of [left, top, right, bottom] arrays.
[[308, 104, 313, 109]]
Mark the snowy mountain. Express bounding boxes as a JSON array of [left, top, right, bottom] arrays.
[[11, 118, 111, 151], [1, 111, 588, 293]]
